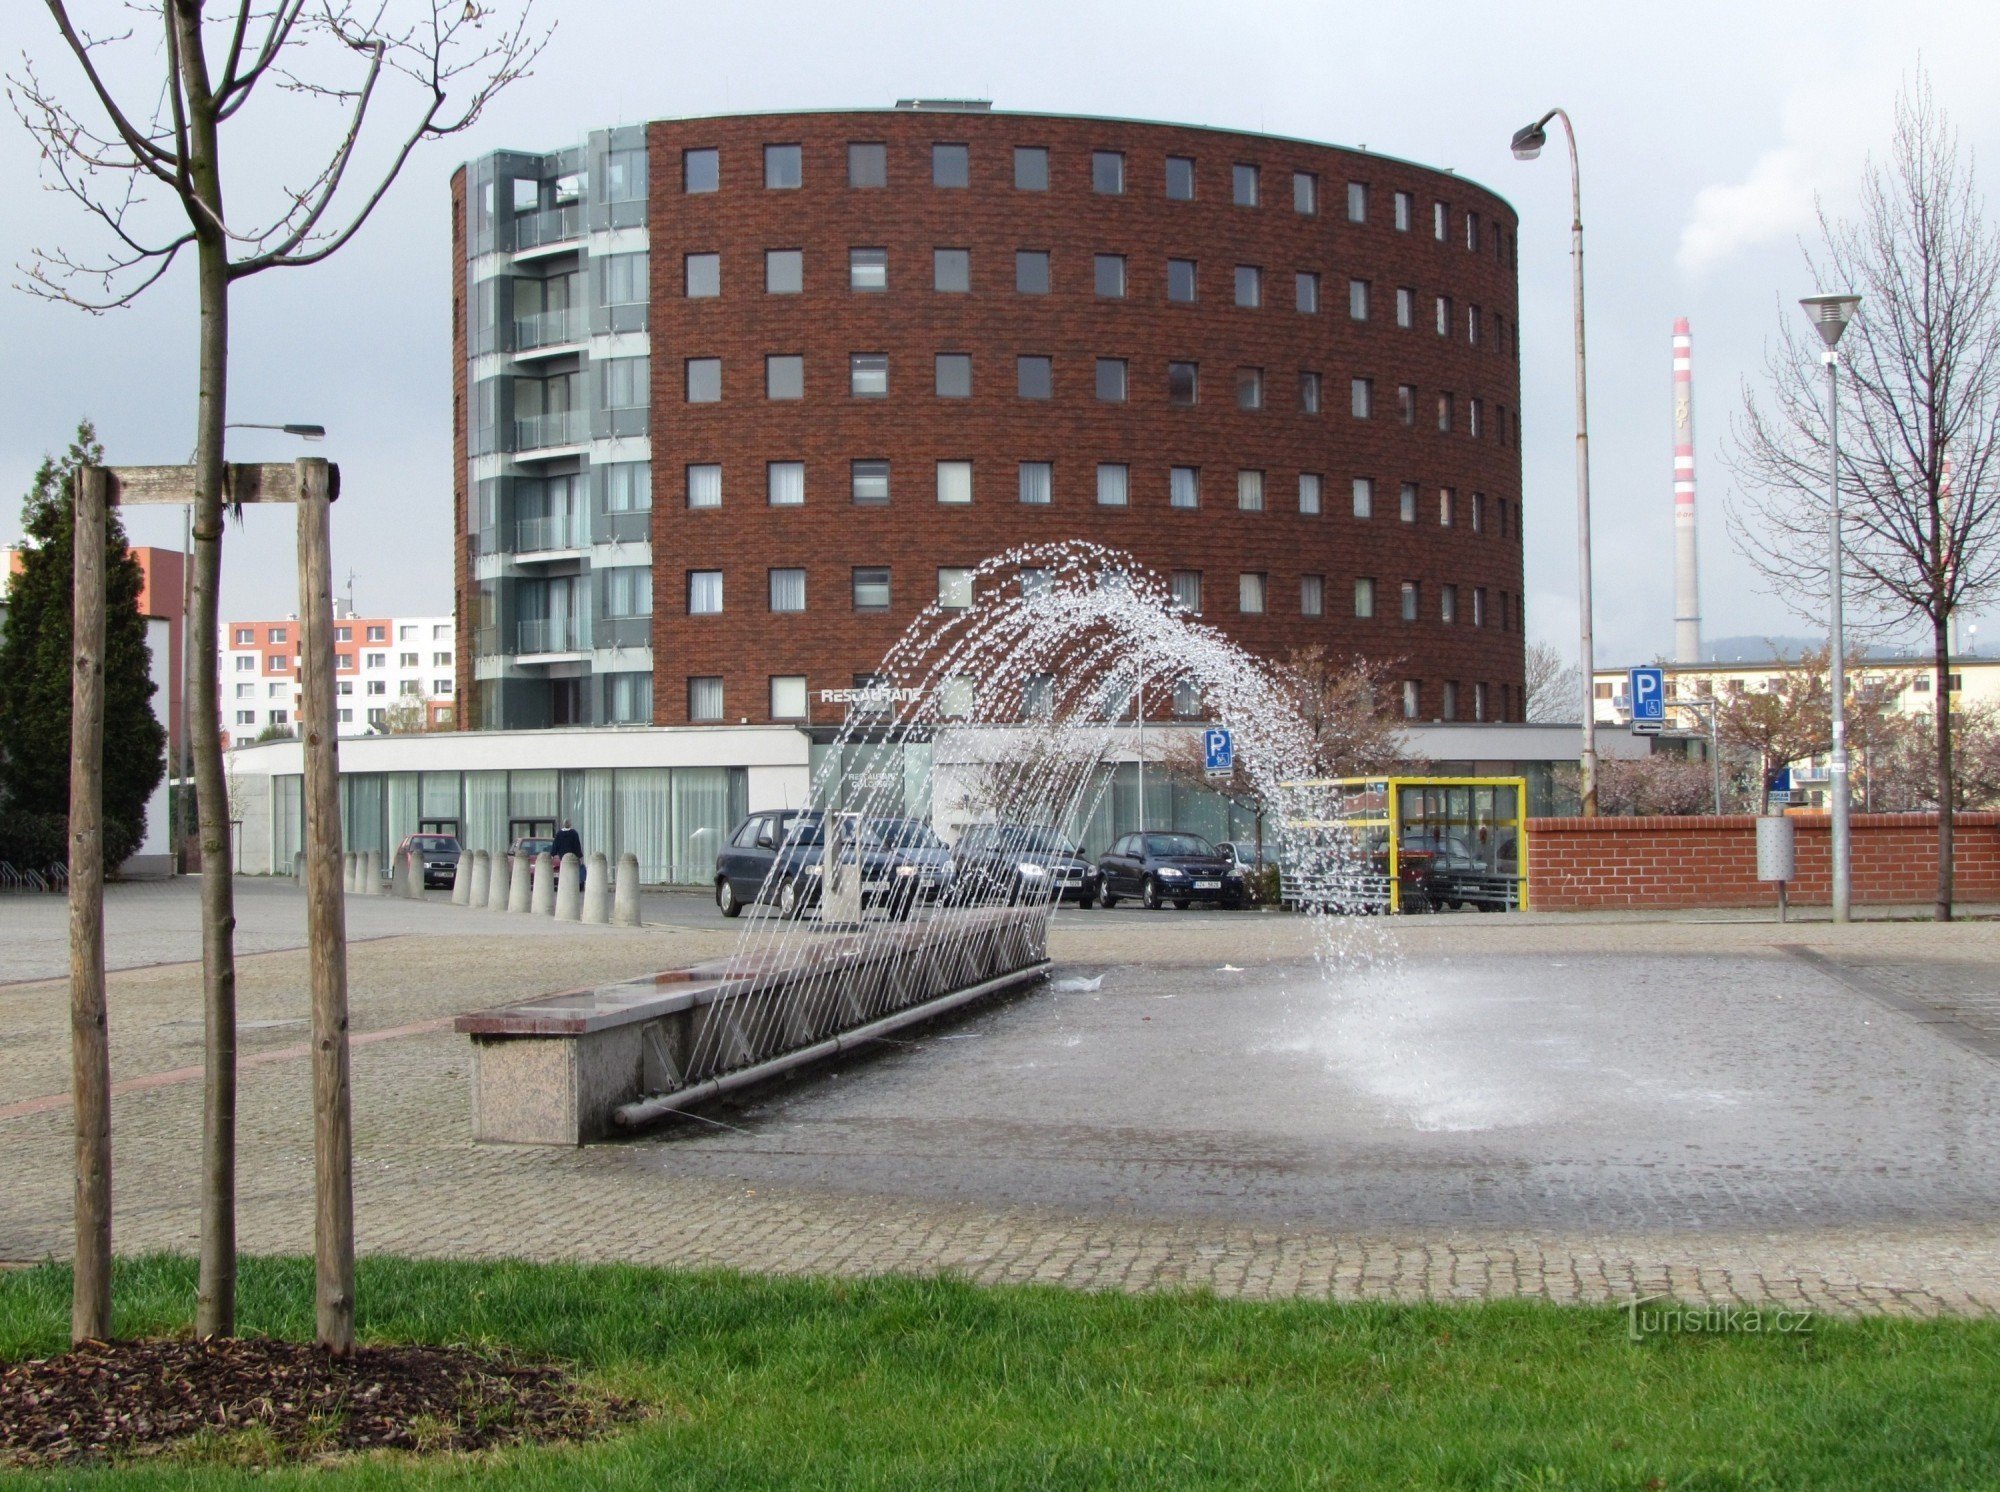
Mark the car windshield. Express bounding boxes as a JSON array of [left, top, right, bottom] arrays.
[[866, 818, 944, 849], [1144, 833, 1215, 857], [1000, 826, 1074, 855], [412, 836, 458, 852], [778, 816, 825, 847]]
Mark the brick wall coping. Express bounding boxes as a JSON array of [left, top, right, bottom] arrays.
[[1528, 811, 2000, 833]]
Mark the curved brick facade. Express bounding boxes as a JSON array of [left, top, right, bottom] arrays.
[[459, 109, 1526, 730]]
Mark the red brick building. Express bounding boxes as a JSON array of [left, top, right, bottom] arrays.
[[455, 105, 1525, 733]]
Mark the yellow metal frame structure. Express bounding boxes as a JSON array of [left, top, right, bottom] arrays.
[[1279, 776, 1531, 913]]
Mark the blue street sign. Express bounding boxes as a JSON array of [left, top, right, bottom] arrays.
[[1628, 667, 1666, 723], [1203, 727, 1234, 773]]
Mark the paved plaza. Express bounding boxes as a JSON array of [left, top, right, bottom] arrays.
[[4, 878, 2000, 1314]]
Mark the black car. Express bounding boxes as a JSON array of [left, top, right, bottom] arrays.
[[863, 817, 954, 904], [949, 823, 1098, 908], [713, 809, 929, 919], [1098, 831, 1244, 909], [395, 832, 462, 888]]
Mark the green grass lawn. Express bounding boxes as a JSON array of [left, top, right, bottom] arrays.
[[3, 1255, 1998, 1489]]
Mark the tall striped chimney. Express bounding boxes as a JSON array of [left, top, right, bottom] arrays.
[[1672, 318, 1703, 664]]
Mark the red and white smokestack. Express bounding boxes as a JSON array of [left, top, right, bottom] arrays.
[[1672, 317, 1702, 664]]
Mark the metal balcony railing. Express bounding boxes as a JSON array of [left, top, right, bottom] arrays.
[[512, 204, 583, 251], [515, 513, 582, 552], [513, 307, 583, 351], [517, 617, 589, 655], [471, 625, 500, 658], [512, 410, 585, 451]]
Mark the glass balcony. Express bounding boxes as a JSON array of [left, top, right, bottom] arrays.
[[471, 625, 500, 658], [513, 410, 585, 451], [512, 204, 583, 252], [515, 513, 583, 552], [513, 307, 583, 352], [516, 617, 590, 655]]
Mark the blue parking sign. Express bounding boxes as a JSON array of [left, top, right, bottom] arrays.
[[1203, 727, 1234, 773], [1628, 667, 1666, 723]]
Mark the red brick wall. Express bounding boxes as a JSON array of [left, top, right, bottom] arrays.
[[1526, 812, 2000, 910], [642, 111, 1525, 726]]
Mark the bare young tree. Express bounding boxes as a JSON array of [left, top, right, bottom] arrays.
[[1730, 72, 2000, 918], [1524, 640, 1580, 724], [1280, 647, 1415, 777], [13, 0, 544, 1344], [1714, 648, 1832, 813]]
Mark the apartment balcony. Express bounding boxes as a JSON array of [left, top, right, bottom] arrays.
[[513, 513, 586, 555], [512, 308, 584, 356], [516, 617, 590, 657], [512, 204, 583, 254], [471, 624, 500, 658], [512, 410, 586, 454]]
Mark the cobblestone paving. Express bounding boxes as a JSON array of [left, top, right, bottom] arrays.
[[3, 880, 1998, 1316]]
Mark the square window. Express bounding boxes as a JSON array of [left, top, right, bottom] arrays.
[[1299, 370, 1322, 412], [1232, 163, 1259, 206], [1018, 461, 1053, 504], [1351, 477, 1373, 518], [1348, 278, 1369, 320], [1167, 258, 1197, 302], [1166, 155, 1195, 200], [1018, 355, 1053, 399], [688, 570, 724, 615], [1296, 271, 1320, 313], [1234, 264, 1261, 307], [1016, 249, 1050, 294], [1400, 483, 1418, 522], [1346, 181, 1367, 222], [683, 148, 718, 193], [938, 676, 976, 719], [686, 357, 721, 403], [765, 248, 803, 294], [1394, 190, 1412, 231], [1401, 581, 1419, 621], [849, 246, 888, 291], [771, 675, 808, 719], [1299, 472, 1322, 514], [935, 353, 972, 397], [1170, 465, 1200, 508], [767, 460, 805, 506], [1013, 146, 1048, 190], [1301, 574, 1324, 616], [1095, 357, 1127, 402], [1293, 170, 1318, 214], [688, 676, 724, 721], [852, 567, 891, 610], [685, 252, 720, 297], [1094, 254, 1127, 297], [1350, 377, 1372, 418], [1239, 572, 1267, 613], [1398, 384, 1417, 425], [933, 247, 970, 292], [850, 352, 889, 396], [847, 141, 886, 187], [1396, 287, 1414, 327], [686, 463, 722, 508], [1171, 571, 1202, 612], [1237, 469, 1264, 510], [769, 567, 806, 612], [936, 460, 973, 504], [1236, 367, 1263, 409], [938, 567, 974, 609], [1354, 577, 1376, 617], [933, 142, 969, 187], [764, 143, 802, 189], [766, 354, 804, 399], [1096, 463, 1129, 506], [1168, 361, 1199, 406], [1092, 150, 1125, 194], [851, 459, 890, 504]]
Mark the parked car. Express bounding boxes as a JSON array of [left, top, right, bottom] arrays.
[[1218, 839, 1273, 875], [713, 809, 932, 919], [1401, 829, 1517, 911], [395, 832, 462, 888], [1097, 831, 1245, 910], [950, 823, 1098, 908], [508, 835, 554, 864], [863, 817, 954, 904], [1279, 831, 1436, 914]]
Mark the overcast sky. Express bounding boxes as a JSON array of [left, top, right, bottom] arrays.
[[5, 0, 1997, 665]]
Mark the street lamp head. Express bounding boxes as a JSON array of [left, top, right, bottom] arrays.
[[282, 424, 328, 440], [1510, 121, 1547, 160], [1800, 293, 1862, 349]]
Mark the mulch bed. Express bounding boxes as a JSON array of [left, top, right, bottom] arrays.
[[0, 1336, 635, 1466]]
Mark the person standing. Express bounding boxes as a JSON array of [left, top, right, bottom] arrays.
[[550, 818, 583, 885]]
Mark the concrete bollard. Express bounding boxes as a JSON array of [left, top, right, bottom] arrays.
[[488, 852, 511, 911], [405, 849, 426, 900], [554, 852, 582, 921], [362, 848, 381, 895], [506, 850, 532, 913], [343, 851, 356, 893], [451, 852, 472, 905], [582, 852, 611, 924], [530, 851, 555, 916], [612, 851, 642, 927], [294, 851, 307, 886], [466, 850, 490, 908]]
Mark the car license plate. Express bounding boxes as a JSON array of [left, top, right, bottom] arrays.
[[1194, 879, 1221, 890]]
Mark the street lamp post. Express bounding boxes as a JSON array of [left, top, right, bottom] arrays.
[[1800, 294, 1861, 923], [1512, 109, 1598, 815]]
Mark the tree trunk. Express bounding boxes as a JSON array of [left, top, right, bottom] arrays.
[[175, 1, 238, 1340], [1934, 615, 1955, 922]]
